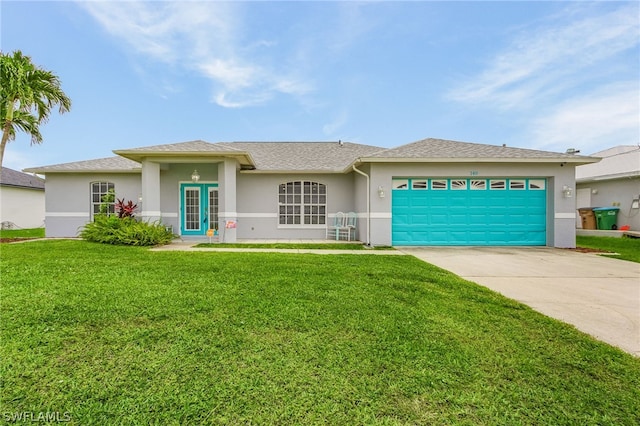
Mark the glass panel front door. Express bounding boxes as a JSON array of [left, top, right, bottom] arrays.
[[180, 183, 218, 236], [184, 187, 201, 231]]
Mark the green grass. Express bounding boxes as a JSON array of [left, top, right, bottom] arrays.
[[576, 235, 640, 263], [2, 241, 639, 425], [0, 227, 45, 239], [194, 242, 393, 250]]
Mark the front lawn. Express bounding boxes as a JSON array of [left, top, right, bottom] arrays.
[[0, 227, 45, 241], [576, 235, 640, 263], [1, 241, 639, 425]]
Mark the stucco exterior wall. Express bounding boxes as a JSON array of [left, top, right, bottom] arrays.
[[40, 158, 583, 247], [44, 173, 141, 237], [0, 186, 45, 229], [367, 162, 578, 248], [576, 177, 640, 231], [236, 172, 356, 240], [156, 163, 221, 232]]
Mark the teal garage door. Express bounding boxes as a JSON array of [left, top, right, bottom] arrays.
[[392, 178, 547, 246]]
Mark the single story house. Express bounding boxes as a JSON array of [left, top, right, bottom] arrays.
[[24, 138, 598, 247], [576, 145, 640, 231], [0, 167, 45, 229]]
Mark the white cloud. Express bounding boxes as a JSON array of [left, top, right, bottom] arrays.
[[78, 1, 313, 108], [529, 81, 640, 153], [448, 3, 640, 108]]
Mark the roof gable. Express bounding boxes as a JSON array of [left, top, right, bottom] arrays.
[[113, 140, 253, 166]]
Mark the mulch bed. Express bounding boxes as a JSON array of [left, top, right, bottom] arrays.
[[0, 238, 36, 244], [569, 247, 614, 254]]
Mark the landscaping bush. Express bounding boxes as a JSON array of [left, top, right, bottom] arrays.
[[80, 215, 174, 246]]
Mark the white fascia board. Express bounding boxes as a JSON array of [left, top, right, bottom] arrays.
[[239, 169, 345, 174], [22, 169, 141, 174], [357, 157, 600, 165], [114, 151, 255, 168], [576, 171, 640, 183]]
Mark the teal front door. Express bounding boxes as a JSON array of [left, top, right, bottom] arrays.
[[180, 183, 219, 236]]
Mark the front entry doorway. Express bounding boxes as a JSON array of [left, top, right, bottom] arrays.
[[180, 183, 219, 236]]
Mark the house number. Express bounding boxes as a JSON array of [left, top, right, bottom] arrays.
[[470, 171, 479, 176]]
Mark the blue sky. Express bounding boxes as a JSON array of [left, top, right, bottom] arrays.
[[2, 1, 639, 171]]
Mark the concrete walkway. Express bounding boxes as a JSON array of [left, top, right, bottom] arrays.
[[399, 247, 640, 356], [150, 241, 406, 255]]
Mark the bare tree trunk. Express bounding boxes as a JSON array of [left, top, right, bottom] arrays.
[[0, 124, 11, 180]]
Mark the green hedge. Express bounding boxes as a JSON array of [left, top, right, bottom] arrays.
[[80, 215, 175, 246]]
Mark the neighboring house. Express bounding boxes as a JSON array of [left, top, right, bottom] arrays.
[[24, 138, 598, 247], [0, 167, 45, 229], [576, 145, 640, 231]]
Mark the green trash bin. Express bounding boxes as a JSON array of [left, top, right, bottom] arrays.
[[592, 207, 619, 230]]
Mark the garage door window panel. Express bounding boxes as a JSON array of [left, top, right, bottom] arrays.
[[490, 180, 506, 190], [529, 179, 546, 190], [471, 180, 486, 190], [412, 179, 428, 190], [451, 180, 467, 190], [393, 179, 409, 190], [431, 180, 447, 190], [509, 180, 526, 190]]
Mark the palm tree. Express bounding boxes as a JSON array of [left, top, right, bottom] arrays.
[[0, 50, 71, 176]]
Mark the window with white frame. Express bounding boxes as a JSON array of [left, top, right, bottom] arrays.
[[278, 181, 326, 225], [91, 182, 115, 218]]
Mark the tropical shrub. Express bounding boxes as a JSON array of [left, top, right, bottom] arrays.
[[115, 198, 137, 219], [80, 216, 175, 246]]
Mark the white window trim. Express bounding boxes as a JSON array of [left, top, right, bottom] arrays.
[[278, 181, 327, 227]]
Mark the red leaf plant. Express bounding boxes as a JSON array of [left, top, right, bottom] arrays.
[[115, 198, 138, 219]]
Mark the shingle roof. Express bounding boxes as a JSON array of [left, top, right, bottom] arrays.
[[365, 138, 598, 162], [22, 137, 600, 174], [23, 156, 141, 173], [221, 141, 382, 172], [0, 167, 45, 189]]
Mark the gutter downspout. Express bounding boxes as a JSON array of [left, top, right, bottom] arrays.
[[352, 164, 371, 246]]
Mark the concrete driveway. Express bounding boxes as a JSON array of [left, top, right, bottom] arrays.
[[399, 247, 640, 356]]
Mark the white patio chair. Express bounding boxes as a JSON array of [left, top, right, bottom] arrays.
[[337, 212, 357, 241], [326, 212, 345, 240]]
